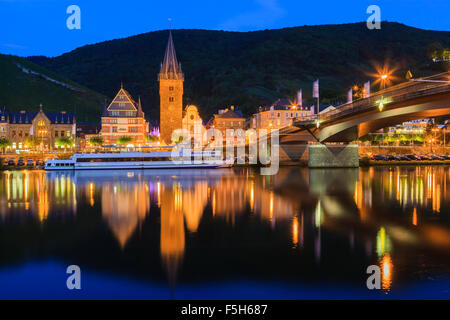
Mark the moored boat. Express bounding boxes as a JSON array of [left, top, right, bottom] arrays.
[[45, 150, 229, 170]]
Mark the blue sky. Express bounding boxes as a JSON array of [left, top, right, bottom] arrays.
[[1, 0, 449, 57]]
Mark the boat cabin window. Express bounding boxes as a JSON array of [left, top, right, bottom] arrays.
[[76, 157, 172, 163]]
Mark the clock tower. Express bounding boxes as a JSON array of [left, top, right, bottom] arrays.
[[159, 31, 184, 145]]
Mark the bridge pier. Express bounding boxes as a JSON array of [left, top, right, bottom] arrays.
[[308, 144, 359, 168]]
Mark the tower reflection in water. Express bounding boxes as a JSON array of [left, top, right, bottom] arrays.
[[0, 166, 449, 292]]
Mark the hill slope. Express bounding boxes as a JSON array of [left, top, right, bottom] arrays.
[[29, 22, 450, 120], [0, 54, 107, 122]]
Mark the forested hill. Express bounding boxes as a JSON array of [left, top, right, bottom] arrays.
[[29, 22, 450, 120], [0, 54, 106, 121]]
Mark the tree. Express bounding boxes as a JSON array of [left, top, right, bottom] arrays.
[[56, 136, 74, 152], [427, 42, 443, 61], [117, 136, 133, 146], [25, 136, 41, 150], [171, 136, 183, 144], [145, 135, 158, 143], [0, 136, 12, 154], [88, 136, 104, 147]]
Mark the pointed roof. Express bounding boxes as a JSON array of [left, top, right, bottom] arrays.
[[107, 87, 138, 112], [137, 96, 144, 117], [159, 31, 184, 80]]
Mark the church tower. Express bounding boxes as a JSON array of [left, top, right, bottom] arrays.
[[159, 31, 184, 145]]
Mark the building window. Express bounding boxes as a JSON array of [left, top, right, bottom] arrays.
[[169, 97, 174, 102], [169, 86, 174, 91], [112, 127, 117, 133], [277, 113, 280, 118], [55, 131, 59, 137], [61, 131, 64, 137]]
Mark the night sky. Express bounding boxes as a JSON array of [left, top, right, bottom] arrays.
[[1, 0, 449, 57]]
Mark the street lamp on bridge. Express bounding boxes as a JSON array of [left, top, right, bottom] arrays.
[[378, 74, 389, 111]]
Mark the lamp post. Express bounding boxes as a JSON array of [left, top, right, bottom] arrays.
[[379, 74, 388, 112]]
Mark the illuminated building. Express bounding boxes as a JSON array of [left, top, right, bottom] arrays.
[[210, 106, 246, 134], [159, 31, 184, 145], [251, 99, 313, 130], [0, 106, 75, 151], [100, 86, 148, 146], [390, 119, 430, 135], [182, 105, 205, 148]]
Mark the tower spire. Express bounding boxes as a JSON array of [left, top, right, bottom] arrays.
[[137, 96, 144, 117], [159, 31, 184, 80]]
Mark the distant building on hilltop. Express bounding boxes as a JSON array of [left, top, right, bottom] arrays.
[[0, 106, 75, 151], [100, 86, 148, 146]]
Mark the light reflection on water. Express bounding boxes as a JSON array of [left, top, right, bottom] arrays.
[[0, 166, 449, 298]]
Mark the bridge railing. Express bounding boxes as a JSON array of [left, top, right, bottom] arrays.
[[301, 75, 450, 124]]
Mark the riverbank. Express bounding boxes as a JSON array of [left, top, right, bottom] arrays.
[[361, 159, 450, 166]]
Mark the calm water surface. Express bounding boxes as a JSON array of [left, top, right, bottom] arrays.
[[0, 166, 449, 299]]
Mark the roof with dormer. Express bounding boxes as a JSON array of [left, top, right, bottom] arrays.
[[103, 86, 145, 118], [107, 87, 138, 111], [0, 108, 75, 124]]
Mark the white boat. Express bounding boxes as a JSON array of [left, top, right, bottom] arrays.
[[45, 150, 229, 170]]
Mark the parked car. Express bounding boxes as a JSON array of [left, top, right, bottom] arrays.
[[372, 154, 388, 161], [385, 154, 396, 161], [442, 155, 450, 160], [26, 159, 34, 167], [398, 155, 410, 161], [17, 157, 25, 166], [8, 159, 15, 166], [406, 154, 419, 160], [35, 159, 44, 167]]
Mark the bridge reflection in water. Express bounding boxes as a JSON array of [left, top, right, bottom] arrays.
[[0, 166, 449, 297]]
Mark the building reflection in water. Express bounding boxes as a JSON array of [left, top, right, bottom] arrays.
[[0, 171, 76, 221], [1, 165, 448, 291], [101, 181, 148, 248]]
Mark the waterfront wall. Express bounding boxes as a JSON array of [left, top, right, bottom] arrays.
[[359, 145, 450, 156], [308, 144, 359, 168]]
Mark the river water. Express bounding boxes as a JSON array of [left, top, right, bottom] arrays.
[[0, 166, 449, 299]]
